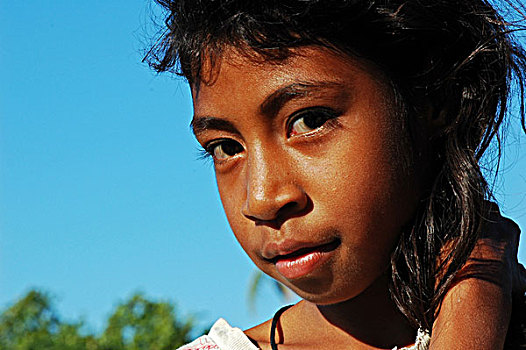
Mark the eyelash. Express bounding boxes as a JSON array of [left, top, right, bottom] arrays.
[[286, 107, 341, 137], [197, 147, 214, 162], [199, 107, 341, 161], [199, 138, 243, 162]]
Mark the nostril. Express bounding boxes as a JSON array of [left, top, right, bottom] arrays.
[[278, 201, 299, 217], [242, 183, 309, 224], [246, 196, 312, 229]]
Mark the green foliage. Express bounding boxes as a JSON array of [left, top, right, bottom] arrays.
[[0, 290, 95, 350], [0, 290, 194, 350], [99, 294, 193, 350]]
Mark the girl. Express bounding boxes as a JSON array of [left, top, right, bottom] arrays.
[[145, 0, 526, 348]]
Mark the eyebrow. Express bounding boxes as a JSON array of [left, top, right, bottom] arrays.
[[191, 80, 345, 136], [259, 81, 345, 117], [191, 116, 240, 137]]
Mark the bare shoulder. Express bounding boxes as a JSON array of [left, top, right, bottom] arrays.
[[243, 302, 315, 350], [244, 318, 273, 349], [243, 303, 302, 349]]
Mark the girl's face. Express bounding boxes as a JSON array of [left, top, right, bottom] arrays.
[[192, 47, 421, 304]]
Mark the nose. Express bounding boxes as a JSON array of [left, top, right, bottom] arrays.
[[241, 149, 308, 225]]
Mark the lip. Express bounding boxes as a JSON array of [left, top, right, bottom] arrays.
[[262, 238, 339, 260], [263, 239, 340, 280]]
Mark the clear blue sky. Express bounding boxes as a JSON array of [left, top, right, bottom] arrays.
[[1, 0, 525, 335]]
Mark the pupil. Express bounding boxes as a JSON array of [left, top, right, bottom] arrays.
[[303, 111, 328, 129], [222, 141, 242, 156]]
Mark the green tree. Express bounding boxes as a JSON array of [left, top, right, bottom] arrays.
[[0, 290, 195, 350], [98, 293, 193, 350], [0, 290, 96, 350]]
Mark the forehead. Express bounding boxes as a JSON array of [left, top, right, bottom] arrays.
[[192, 46, 390, 115]]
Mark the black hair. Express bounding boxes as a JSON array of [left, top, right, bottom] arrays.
[[144, 0, 526, 346]]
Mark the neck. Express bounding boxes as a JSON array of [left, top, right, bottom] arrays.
[[303, 273, 416, 349]]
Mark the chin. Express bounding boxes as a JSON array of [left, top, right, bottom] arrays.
[[282, 264, 392, 306], [278, 273, 376, 306], [291, 286, 364, 306]]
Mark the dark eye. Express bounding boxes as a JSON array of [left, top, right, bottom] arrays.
[[288, 108, 338, 137], [206, 139, 243, 160]]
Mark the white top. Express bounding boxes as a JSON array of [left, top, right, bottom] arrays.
[[177, 318, 430, 350]]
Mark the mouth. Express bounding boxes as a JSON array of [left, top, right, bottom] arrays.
[[265, 239, 340, 280]]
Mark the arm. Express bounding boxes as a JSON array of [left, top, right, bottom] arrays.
[[429, 211, 525, 350]]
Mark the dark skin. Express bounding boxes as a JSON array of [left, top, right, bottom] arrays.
[[192, 46, 525, 349], [429, 212, 525, 349], [245, 275, 416, 349]]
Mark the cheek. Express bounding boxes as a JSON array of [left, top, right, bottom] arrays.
[[298, 141, 417, 301], [305, 121, 418, 248], [217, 178, 242, 229], [216, 176, 260, 253], [307, 126, 415, 213]]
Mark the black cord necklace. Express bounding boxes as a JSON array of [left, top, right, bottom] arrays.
[[270, 304, 293, 350]]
